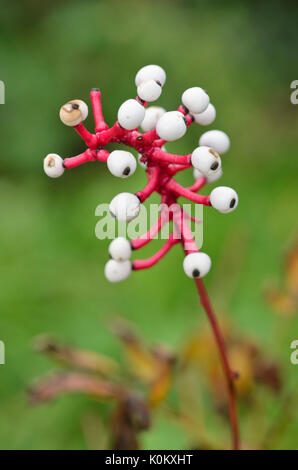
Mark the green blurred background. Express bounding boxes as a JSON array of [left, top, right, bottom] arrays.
[[0, 0, 298, 449]]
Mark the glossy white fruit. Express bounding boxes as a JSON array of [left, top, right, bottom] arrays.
[[137, 80, 162, 102], [43, 153, 64, 178], [135, 65, 166, 87], [156, 111, 187, 141], [199, 130, 230, 154], [182, 87, 209, 114], [109, 192, 141, 222], [193, 103, 216, 126], [140, 106, 166, 132], [210, 186, 238, 213], [107, 150, 136, 178], [108, 237, 132, 261], [193, 167, 222, 183], [104, 259, 132, 283], [191, 146, 221, 176], [183, 252, 212, 278], [59, 99, 88, 126], [117, 99, 145, 130]]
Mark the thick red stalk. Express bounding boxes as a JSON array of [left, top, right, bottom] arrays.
[[194, 278, 240, 450], [175, 209, 240, 450]]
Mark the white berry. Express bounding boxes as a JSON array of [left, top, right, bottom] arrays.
[[191, 146, 221, 177], [107, 150, 136, 178], [59, 99, 88, 126], [183, 252, 211, 279], [210, 186, 238, 214], [137, 80, 162, 102], [135, 65, 166, 87], [43, 153, 64, 178], [109, 192, 141, 222], [199, 130, 230, 154], [140, 106, 166, 132], [193, 103, 216, 126], [182, 87, 209, 114], [108, 237, 132, 261], [156, 111, 187, 141], [193, 167, 222, 183], [104, 259, 131, 283], [117, 99, 145, 130]]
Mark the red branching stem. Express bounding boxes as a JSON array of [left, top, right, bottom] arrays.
[[74, 123, 98, 148], [132, 234, 177, 270], [188, 176, 207, 193], [63, 149, 109, 169], [97, 122, 127, 146], [166, 178, 211, 206], [174, 210, 240, 450], [153, 138, 167, 147], [90, 89, 108, 132], [167, 163, 192, 176], [140, 128, 159, 146], [150, 148, 191, 166], [135, 167, 160, 202], [131, 209, 171, 250], [64, 149, 96, 169], [95, 149, 110, 162], [194, 278, 240, 450], [183, 211, 202, 224], [173, 208, 198, 253]]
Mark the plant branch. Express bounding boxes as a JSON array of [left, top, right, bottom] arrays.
[[194, 278, 240, 450]]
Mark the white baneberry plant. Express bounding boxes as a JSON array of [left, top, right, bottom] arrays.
[[43, 64, 240, 449]]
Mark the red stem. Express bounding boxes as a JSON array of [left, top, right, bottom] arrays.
[[133, 234, 177, 270], [131, 209, 170, 249], [64, 149, 96, 169], [90, 89, 108, 132], [135, 167, 160, 203], [194, 278, 240, 450], [188, 176, 206, 193], [166, 178, 211, 206], [150, 148, 191, 166], [74, 123, 98, 148], [96, 122, 126, 146], [175, 207, 240, 450]]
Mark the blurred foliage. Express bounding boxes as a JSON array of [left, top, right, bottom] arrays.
[[0, 0, 298, 449]]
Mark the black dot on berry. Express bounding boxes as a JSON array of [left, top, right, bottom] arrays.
[[192, 269, 200, 278], [230, 198, 236, 208], [211, 162, 219, 171], [123, 167, 130, 176]]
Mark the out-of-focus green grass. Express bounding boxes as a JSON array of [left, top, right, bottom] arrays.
[[0, 0, 298, 449]]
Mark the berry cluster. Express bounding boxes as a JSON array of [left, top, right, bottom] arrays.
[[43, 65, 238, 283]]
